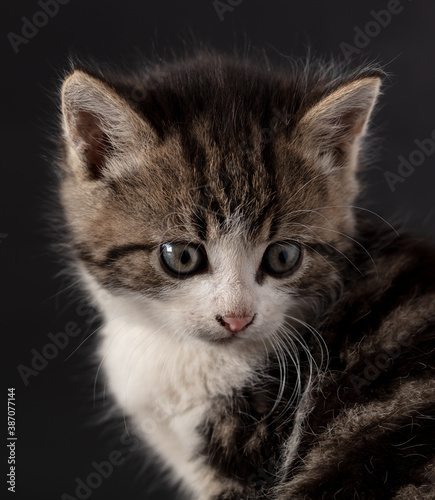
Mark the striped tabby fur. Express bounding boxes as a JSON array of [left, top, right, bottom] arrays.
[[56, 52, 435, 499]]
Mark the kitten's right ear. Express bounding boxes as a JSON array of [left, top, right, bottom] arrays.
[[292, 75, 381, 167], [61, 70, 154, 180]]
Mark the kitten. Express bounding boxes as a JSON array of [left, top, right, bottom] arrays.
[[57, 52, 435, 499]]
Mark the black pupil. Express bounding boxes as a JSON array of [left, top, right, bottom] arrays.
[[180, 250, 191, 265]]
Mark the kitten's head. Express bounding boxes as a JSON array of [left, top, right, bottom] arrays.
[[58, 54, 381, 345]]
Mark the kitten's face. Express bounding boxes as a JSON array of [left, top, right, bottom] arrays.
[[59, 56, 380, 346]]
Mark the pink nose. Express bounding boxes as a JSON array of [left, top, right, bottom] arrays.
[[221, 316, 253, 332]]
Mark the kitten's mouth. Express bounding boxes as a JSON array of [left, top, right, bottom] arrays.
[[208, 328, 255, 344], [197, 329, 245, 344]]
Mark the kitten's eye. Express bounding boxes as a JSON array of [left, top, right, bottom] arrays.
[[261, 242, 301, 276], [160, 243, 206, 277]]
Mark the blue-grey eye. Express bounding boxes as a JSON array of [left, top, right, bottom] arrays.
[[160, 243, 206, 276], [261, 242, 301, 276]]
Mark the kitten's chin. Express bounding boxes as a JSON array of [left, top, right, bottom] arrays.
[[209, 334, 241, 345]]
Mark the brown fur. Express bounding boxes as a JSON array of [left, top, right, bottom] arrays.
[[55, 52, 435, 499]]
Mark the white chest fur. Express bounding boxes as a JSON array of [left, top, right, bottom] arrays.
[[92, 285, 266, 497]]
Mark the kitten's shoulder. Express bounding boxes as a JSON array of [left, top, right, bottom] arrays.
[[325, 216, 435, 350], [359, 217, 435, 289]]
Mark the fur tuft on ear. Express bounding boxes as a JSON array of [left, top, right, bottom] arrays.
[[61, 70, 154, 180], [293, 76, 381, 167]]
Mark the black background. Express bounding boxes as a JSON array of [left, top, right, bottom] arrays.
[[3, 1, 435, 499]]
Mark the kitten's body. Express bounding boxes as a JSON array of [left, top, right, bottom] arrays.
[[56, 53, 435, 499]]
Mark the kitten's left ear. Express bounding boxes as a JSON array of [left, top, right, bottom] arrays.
[[293, 76, 381, 164], [61, 69, 155, 180]]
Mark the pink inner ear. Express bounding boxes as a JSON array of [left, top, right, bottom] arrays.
[[341, 109, 367, 139], [74, 110, 112, 180]]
